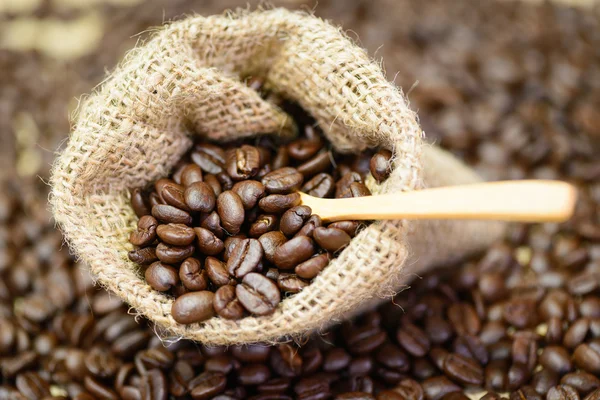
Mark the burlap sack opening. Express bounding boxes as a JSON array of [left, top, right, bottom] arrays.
[[50, 9, 505, 345]]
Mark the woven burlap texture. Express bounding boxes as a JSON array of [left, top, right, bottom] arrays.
[[50, 9, 504, 345]]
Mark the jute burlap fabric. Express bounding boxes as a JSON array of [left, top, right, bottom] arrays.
[[50, 9, 504, 345]]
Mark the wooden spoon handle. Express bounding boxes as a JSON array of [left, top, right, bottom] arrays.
[[302, 180, 578, 223]]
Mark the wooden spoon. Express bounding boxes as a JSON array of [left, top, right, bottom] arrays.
[[299, 180, 577, 223]]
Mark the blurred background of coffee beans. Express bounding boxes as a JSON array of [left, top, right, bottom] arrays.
[[1, 0, 599, 398]]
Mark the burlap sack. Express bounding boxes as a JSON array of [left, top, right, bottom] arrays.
[[50, 9, 505, 345]]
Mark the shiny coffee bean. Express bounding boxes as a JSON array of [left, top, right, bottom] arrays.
[[185, 182, 216, 213], [191, 143, 226, 175], [336, 173, 363, 197], [236, 273, 280, 316], [227, 239, 263, 279], [160, 182, 189, 211], [547, 385, 580, 400], [302, 173, 335, 198], [277, 273, 309, 293], [397, 323, 430, 357], [204, 174, 222, 197], [259, 193, 302, 213], [128, 247, 158, 265], [249, 215, 278, 238], [262, 167, 304, 194], [297, 151, 333, 177], [179, 258, 208, 291], [295, 254, 330, 279], [280, 206, 312, 237], [259, 231, 287, 264], [223, 235, 246, 262], [238, 364, 271, 386], [539, 346, 573, 374], [421, 376, 461, 400], [328, 220, 360, 237], [217, 191, 245, 235], [188, 371, 227, 399], [442, 353, 484, 386], [131, 188, 150, 217], [156, 223, 195, 246], [313, 227, 352, 252], [152, 205, 192, 225], [227, 145, 261, 180], [232, 181, 266, 210], [288, 139, 322, 161], [273, 236, 315, 269], [194, 227, 224, 256], [171, 291, 215, 324], [205, 257, 234, 287], [295, 215, 323, 238], [181, 164, 203, 186], [130, 215, 158, 247], [145, 262, 179, 292], [370, 149, 393, 183], [338, 182, 372, 198], [155, 242, 195, 264], [213, 285, 244, 320]]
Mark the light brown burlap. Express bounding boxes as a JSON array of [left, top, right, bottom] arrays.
[[50, 9, 504, 345]]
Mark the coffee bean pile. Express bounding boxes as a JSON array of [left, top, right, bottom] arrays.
[[127, 101, 394, 323]]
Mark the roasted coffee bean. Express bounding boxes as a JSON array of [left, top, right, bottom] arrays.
[[149, 192, 165, 208], [130, 215, 158, 247], [564, 318, 590, 349], [217, 191, 245, 235], [214, 285, 244, 320], [539, 346, 573, 374], [188, 371, 227, 400], [145, 262, 179, 292], [531, 368, 559, 396], [236, 273, 280, 316], [313, 227, 351, 252], [205, 257, 235, 287], [328, 221, 360, 238], [191, 143, 226, 175], [336, 173, 363, 197], [547, 385, 580, 400], [272, 147, 290, 170], [442, 353, 484, 386], [179, 258, 208, 291], [561, 372, 600, 395], [512, 332, 537, 372], [508, 363, 531, 390], [374, 343, 410, 373], [262, 167, 304, 194], [171, 291, 215, 324], [397, 323, 430, 357], [259, 193, 302, 213], [277, 273, 309, 294], [128, 247, 158, 265], [232, 344, 271, 364], [295, 254, 330, 279], [580, 297, 600, 318], [184, 182, 216, 213], [199, 211, 224, 239], [503, 299, 537, 328], [85, 346, 121, 378], [131, 188, 151, 217], [232, 181, 266, 210], [155, 242, 194, 264], [180, 164, 204, 187], [204, 354, 238, 374], [421, 376, 461, 400], [194, 227, 224, 256], [280, 206, 312, 237], [448, 303, 481, 336], [140, 368, 168, 400], [288, 139, 322, 161], [217, 173, 234, 191], [84, 376, 119, 400], [453, 335, 488, 365], [297, 151, 333, 177], [204, 174, 222, 197], [338, 182, 371, 198], [227, 145, 261, 180], [302, 173, 335, 198], [227, 239, 263, 278], [295, 215, 323, 238], [509, 386, 542, 400], [574, 343, 600, 374], [273, 236, 315, 269], [156, 223, 195, 246], [238, 364, 271, 386], [151, 204, 192, 225], [250, 215, 278, 238], [15, 372, 51, 399], [370, 150, 393, 183], [160, 182, 189, 211]]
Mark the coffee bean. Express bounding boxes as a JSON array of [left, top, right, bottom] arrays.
[[421, 376, 461, 400], [236, 273, 280, 316], [227, 145, 261, 180], [151, 205, 192, 225], [188, 371, 227, 399], [295, 254, 330, 279], [302, 173, 335, 198], [232, 344, 271, 364], [184, 182, 216, 213], [295, 215, 323, 238], [179, 258, 208, 291], [130, 215, 158, 247], [238, 364, 271, 386], [217, 191, 245, 235], [199, 211, 224, 239], [397, 323, 430, 357], [204, 175, 222, 197], [504, 298, 537, 328], [149, 192, 165, 208], [512, 332, 537, 372], [259, 193, 302, 213], [156, 223, 195, 246], [288, 139, 323, 161], [338, 182, 372, 198], [128, 247, 158, 265], [273, 236, 315, 269], [277, 273, 309, 294], [180, 164, 203, 187], [336, 173, 363, 197], [204, 354, 238, 374], [140, 368, 168, 400], [508, 363, 531, 390], [442, 353, 484, 385], [280, 206, 312, 237], [272, 344, 303, 378], [313, 227, 352, 252], [191, 143, 226, 175], [547, 385, 581, 400], [145, 262, 179, 292], [448, 303, 481, 336], [213, 285, 244, 320], [453, 335, 488, 365], [84, 376, 119, 400], [539, 346, 573, 375], [297, 151, 333, 177], [160, 182, 189, 211], [194, 227, 224, 256], [131, 188, 150, 217], [262, 167, 304, 194], [205, 257, 234, 287], [531, 368, 559, 396], [155, 242, 194, 264], [509, 386, 542, 400], [171, 291, 215, 324], [574, 343, 600, 374], [370, 150, 393, 183], [227, 239, 263, 279], [249, 215, 278, 238], [328, 221, 360, 238], [580, 297, 600, 318], [564, 318, 590, 349], [232, 181, 266, 210], [15, 372, 50, 399], [85, 346, 121, 378], [561, 372, 600, 395]]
